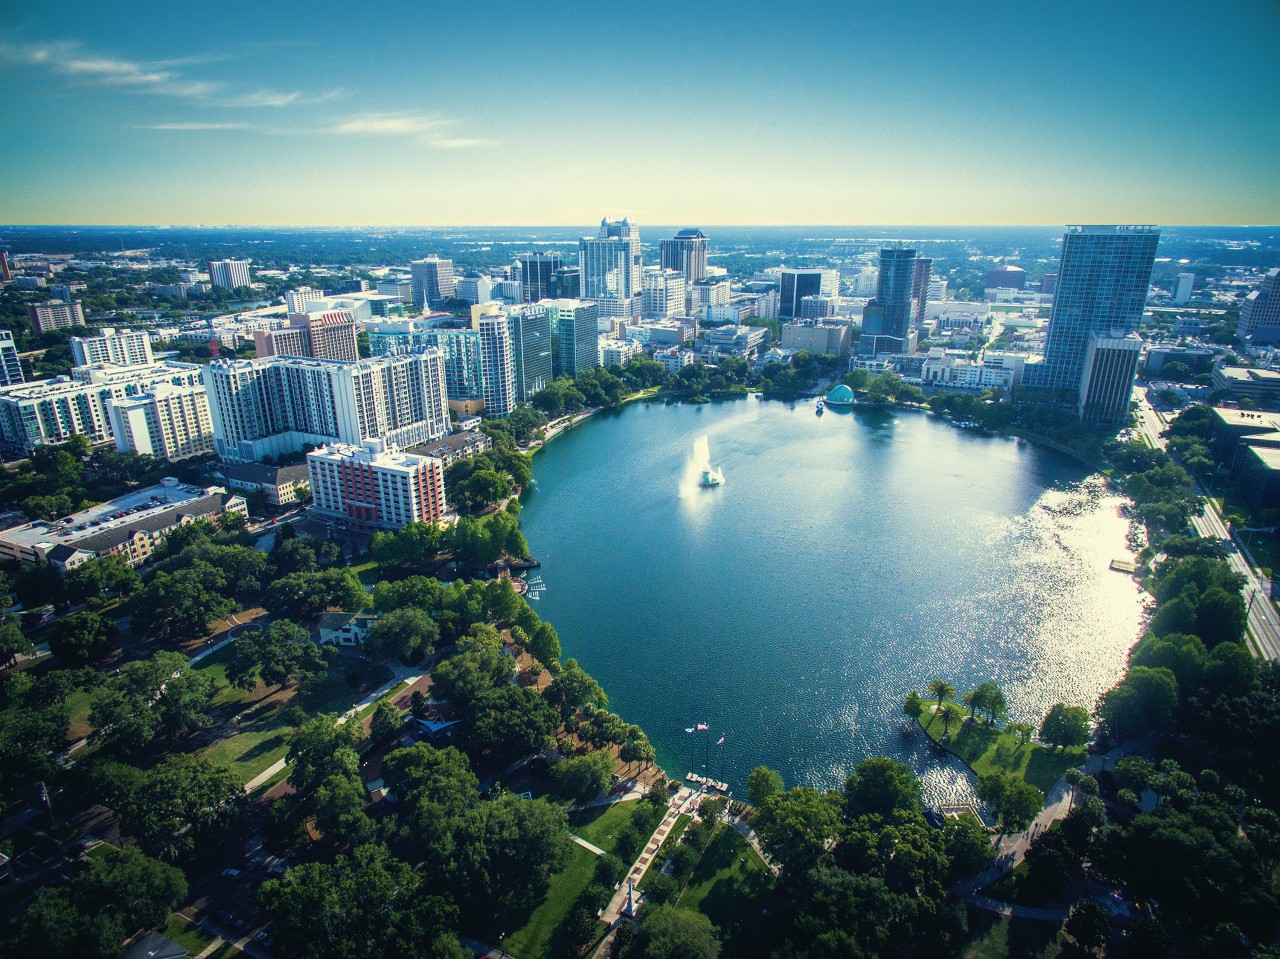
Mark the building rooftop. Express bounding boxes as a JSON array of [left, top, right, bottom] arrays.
[[409, 430, 492, 457], [0, 481, 217, 553], [1210, 407, 1280, 429], [1217, 366, 1280, 385], [67, 492, 235, 556], [1247, 444, 1280, 471], [217, 462, 311, 487]]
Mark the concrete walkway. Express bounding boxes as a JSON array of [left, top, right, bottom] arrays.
[[969, 894, 1070, 922], [599, 787, 695, 925], [726, 814, 779, 876], [570, 834, 606, 857]]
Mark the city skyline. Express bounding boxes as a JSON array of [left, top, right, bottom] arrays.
[[1, 0, 1277, 226]]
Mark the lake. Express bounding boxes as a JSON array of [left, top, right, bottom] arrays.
[[518, 396, 1144, 805]]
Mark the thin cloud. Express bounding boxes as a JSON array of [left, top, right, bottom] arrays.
[[427, 136, 500, 150], [137, 122, 252, 130], [331, 113, 448, 135], [0, 38, 320, 106]]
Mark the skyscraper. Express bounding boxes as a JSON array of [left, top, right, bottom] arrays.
[[508, 304, 553, 402], [985, 264, 1025, 293], [1172, 272, 1196, 305], [779, 269, 825, 320], [550, 267, 581, 300], [208, 259, 251, 289], [859, 248, 917, 355], [410, 257, 456, 309], [642, 268, 687, 319], [0, 251, 11, 283], [28, 300, 84, 333], [519, 252, 564, 303], [70, 327, 154, 367], [254, 311, 359, 362], [544, 299, 600, 378], [1238, 269, 1280, 344], [476, 312, 515, 418], [912, 257, 933, 325], [1033, 225, 1159, 420], [0, 331, 22, 387], [659, 229, 709, 283], [579, 217, 642, 319]]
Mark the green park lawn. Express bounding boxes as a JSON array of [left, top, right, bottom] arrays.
[[677, 825, 780, 958], [962, 911, 1062, 959], [497, 843, 600, 959], [918, 706, 1085, 794], [197, 658, 391, 783], [161, 915, 221, 955], [567, 800, 642, 852], [637, 814, 690, 891]]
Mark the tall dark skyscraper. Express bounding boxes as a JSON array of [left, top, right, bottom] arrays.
[[659, 229, 709, 283], [860, 248, 917, 355], [779, 269, 825, 320], [549, 267, 581, 300], [1031, 225, 1159, 422], [519, 251, 563, 303]]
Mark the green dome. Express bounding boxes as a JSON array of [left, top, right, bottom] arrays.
[[826, 384, 855, 405]]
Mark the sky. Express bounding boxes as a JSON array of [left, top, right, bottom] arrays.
[[0, 0, 1277, 226]]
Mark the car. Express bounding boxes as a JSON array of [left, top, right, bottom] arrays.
[[234, 919, 251, 934], [254, 931, 274, 946], [220, 868, 242, 880], [216, 910, 234, 925]]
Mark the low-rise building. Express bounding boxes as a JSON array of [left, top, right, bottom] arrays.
[[318, 610, 378, 647], [1211, 366, 1280, 406], [600, 338, 642, 367], [0, 481, 246, 571], [700, 324, 768, 359], [216, 462, 312, 506], [780, 320, 851, 356], [28, 300, 84, 333], [653, 347, 694, 375], [408, 429, 493, 467]]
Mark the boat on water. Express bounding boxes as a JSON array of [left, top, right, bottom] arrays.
[[815, 398, 825, 414], [699, 466, 724, 487]]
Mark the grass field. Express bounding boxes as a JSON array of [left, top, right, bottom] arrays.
[[498, 844, 600, 959], [962, 910, 1063, 959], [567, 800, 643, 853], [918, 706, 1085, 794], [638, 814, 690, 890], [161, 915, 220, 954], [677, 825, 779, 958]]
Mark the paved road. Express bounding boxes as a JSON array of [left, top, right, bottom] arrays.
[[1133, 391, 1280, 660]]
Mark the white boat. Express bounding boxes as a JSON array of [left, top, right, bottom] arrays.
[[699, 466, 724, 487]]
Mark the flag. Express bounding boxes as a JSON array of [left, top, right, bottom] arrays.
[[717, 736, 725, 745], [696, 723, 709, 731], [684, 727, 695, 734]]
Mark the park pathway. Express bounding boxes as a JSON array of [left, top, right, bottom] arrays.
[[726, 813, 779, 876], [598, 786, 696, 924]]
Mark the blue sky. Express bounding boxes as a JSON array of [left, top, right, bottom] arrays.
[[1, 0, 1276, 225]]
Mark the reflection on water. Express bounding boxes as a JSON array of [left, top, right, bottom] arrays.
[[520, 400, 1144, 806]]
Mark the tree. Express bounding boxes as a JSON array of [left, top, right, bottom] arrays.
[[937, 701, 964, 737], [0, 613, 35, 666], [264, 569, 367, 619], [1065, 898, 1110, 953], [1096, 666, 1178, 740], [62, 555, 140, 607], [844, 756, 921, 819], [545, 658, 606, 719], [311, 772, 375, 846], [748, 765, 784, 807], [370, 699, 403, 745], [90, 650, 216, 752], [132, 562, 237, 642], [226, 620, 329, 690], [47, 611, 114, 666], [362, 607, 439, 664], [635, 904, 721, 959], [260, 844, 461, 959], [942, 813, 995, 880], [977, 772, 1043, 833], [552, 749, 615, 801], [121, 754, 246, 860], [287, 714, 359, 793], [1039, 703, 1091, 749], [926, 679, 954, 709], [754, 786, 843, 871]]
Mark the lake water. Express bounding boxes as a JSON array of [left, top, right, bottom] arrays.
[[518, 397, 1145, 805]]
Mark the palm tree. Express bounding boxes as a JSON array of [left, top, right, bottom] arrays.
[[927, 679, 955, 712], [962, 687, 981, 718], [938, 702, 964, 738], [1064, 768, 1082, 813]]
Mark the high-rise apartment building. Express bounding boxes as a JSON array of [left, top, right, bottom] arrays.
[[1040, 273, 1058, 295], [519, 252, 564, 303], [1078, 333, 1143, 423], [689, 279, 731, 314], [912, 257, 933, 325], [1238, 269, 1280, 344], [70, 327, 154, 368], [543, 299, 600, 378], [410, 257, 456, 308], [0, 251, 10, 283], [106, 383, 215, 461], [579, 217, 642, 319], [285, 287, 328, 313], [308, 441, 446, 529], [507, 305, 554, 402], [28, 300, 84, 333], [642, 268, 687, 320], [1032, 225, 1159, 420], [208, 259, 251, 289], [0, 331, 23, 387], [455, 273, 494, 305], [476, 312, 515, 418], [201, 352, 449, 463], [422, 329, 484, 400], [254, 311, 359, 362], [859, 248, 918, 355], [1172, 272, 1195, 305], [659, 229, 709, 283]]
